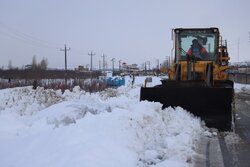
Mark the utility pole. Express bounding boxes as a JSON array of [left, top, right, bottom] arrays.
[[119, 60, 122, 71], [156, 59, 160, 70], [237, 38, 240, 67], [249, 32, 250, 44], [101, 54, 106, 73], [99, 60, 101, 70], [111, 58, 115, 76], [156, 59, 160, 76], [60, 44, 70, 85], [168, 56, 171, 68], [88, 52, 95, 85]]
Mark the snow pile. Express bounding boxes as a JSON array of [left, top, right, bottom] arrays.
[[0, 86, 85, 116], [223, 132, 242, 145], [0, 76, 203, 167], [234, 83, 250, 94], [0, 86, 63, 115]]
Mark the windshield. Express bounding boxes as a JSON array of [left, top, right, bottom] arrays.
[[175, 29, 218, 61]]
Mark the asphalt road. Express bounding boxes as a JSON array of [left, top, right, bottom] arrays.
[[194, 92, 250, 167]]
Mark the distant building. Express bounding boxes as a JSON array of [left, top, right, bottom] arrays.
[[75, 65, 88, 72], [121, 63, 140, 74], [25, 65, 32, 70]]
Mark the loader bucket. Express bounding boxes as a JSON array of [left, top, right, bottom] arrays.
[[140, 80, 234, 131]]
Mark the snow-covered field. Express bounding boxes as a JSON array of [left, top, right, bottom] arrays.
[[2, 76, 248, 167]]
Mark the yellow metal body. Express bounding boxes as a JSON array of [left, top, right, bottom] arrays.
[[167, 61, 229, 81]]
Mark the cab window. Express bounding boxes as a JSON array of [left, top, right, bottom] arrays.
[[176, 30, 217, 61]]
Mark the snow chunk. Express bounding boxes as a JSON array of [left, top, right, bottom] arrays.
[[223, 132, 242, 144]]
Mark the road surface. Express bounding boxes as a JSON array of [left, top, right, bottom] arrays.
[[194, 92, 250, 167]]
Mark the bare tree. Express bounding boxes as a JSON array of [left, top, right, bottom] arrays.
[[8, 60, 13, 69], [40, 57, 48, 70], [32, 55, 37, 69]]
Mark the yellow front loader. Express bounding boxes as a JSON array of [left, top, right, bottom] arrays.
[[140, 28, 234, 131]]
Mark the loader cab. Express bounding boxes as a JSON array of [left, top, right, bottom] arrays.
[[174, 28, 220, 62]]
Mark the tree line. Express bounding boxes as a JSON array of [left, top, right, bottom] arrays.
[[6, 55, 48, 70]]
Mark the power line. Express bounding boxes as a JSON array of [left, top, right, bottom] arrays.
[[0, 21, 62, 49]]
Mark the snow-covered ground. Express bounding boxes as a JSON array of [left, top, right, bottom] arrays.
[[2, 76, 247, 167], [234, 83, 250, 94]]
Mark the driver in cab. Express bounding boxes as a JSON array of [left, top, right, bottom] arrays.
[[186, 39, 207, 59]]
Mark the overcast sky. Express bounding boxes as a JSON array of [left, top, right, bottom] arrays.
[[0, 0, 249, 69]]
